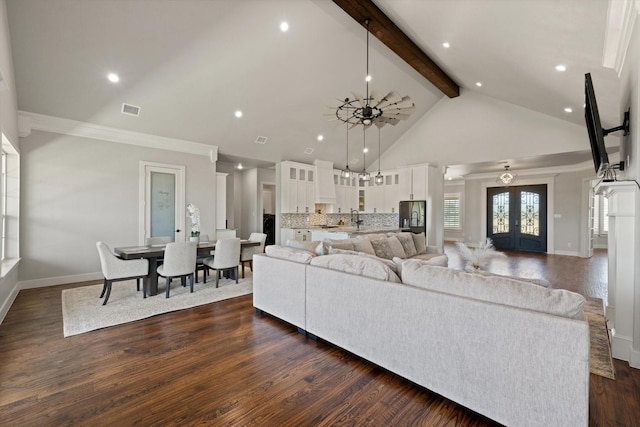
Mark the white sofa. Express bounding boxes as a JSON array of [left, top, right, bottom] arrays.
[[252, 248, 590, 427]]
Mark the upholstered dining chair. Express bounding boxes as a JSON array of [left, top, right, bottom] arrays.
[[195, 234, 212, 283], [203, 238, 241, 287], [157, 241, 197, 298], [240, 233, 267, 278], [96, 241, 149, 305], [145, 236, 173, 246]]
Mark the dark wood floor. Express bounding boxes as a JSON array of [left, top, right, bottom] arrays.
[[1, 245, 639, 426]]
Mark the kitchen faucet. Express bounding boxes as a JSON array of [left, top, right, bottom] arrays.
[[350, 209, 363, 230]]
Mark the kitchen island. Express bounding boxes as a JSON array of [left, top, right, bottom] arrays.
[[310, 226, 401, 242]]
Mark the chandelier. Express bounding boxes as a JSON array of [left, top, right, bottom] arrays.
[[497, 165, 517, 185], [330, 19, 415, 129]]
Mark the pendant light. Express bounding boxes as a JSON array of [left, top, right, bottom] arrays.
[[374, 126, 384, 185], [341, 122, 351, 178], [359, 126, 371, 182]]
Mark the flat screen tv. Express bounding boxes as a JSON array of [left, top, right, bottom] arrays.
[[584, 73, 629, 178], [584, 73, 608, 177]]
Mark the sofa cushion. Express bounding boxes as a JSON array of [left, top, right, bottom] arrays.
[[328, 247, 398, 273], [401, 261, 585, 320], [396, 232, 418, 258], [392, 255, 448, 280], [370, 238, 395, 260], [323, 238, 356, 254], [476, 270, 552, 288], [310, 254, 401, 282], [411, 232, 427, 255], [265, 245, 315, 264], [386, 235, 407, 259]]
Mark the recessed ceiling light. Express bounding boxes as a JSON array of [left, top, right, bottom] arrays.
[[365, 75, 372, 82], [442, 42, 450, 48], [555, 64, 567, 72], [235, 110, 243, 118], [564, 107, 573, 113], [237, 163, 243, 170], [317, 134, 324, 141], [475, 82, 483, 87], [107, 73, 119, 83], [363, 147, 369, 153], [280, 21, 289, 32]]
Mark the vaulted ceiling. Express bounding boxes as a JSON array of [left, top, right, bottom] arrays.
[[6, 0, 622, 175]]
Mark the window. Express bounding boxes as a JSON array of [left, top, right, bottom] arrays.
[[444, 193, 461, 230], [1, 150, 5, 261], [593, 193, 608, 236]]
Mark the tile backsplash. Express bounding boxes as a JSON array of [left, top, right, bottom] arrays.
[[281, 212, 399, 229]]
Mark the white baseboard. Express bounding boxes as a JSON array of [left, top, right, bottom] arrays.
[[552, 249, 580, 257], [0, 280, 20, 324], [629, 348, 640, 369], [611, 333, 632, 361], [19, 272, 103, 290]]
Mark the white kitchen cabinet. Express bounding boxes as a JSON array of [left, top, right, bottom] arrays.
[[280, 161, 316, 213], [360, 172, 398, 213], [295, 229, 312, 242], [331, 171, 358, 214], [399, 165, 427, 201], [383, 173, 400, 213]]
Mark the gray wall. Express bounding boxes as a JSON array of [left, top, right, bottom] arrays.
[[19, 130, 216, 283]]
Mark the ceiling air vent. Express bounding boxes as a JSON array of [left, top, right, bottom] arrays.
[[255, 136, 268, 144], [121, 103, 141, 117], [304, 147, 314, 155]]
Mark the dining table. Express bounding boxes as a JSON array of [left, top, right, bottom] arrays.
[[114, 240, 259, 296]]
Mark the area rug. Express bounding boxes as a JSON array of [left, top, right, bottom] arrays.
[[62, 272, 253, 337], [584, 298, 616, 379]]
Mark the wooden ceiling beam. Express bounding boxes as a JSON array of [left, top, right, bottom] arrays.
[[332, 0, 460, 98]]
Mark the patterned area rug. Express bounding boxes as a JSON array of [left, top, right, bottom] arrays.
[[584, 298, 615, 379], [62, 272, 252, 337]]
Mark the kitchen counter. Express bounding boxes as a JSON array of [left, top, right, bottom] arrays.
[[309, 226, 401, 241]]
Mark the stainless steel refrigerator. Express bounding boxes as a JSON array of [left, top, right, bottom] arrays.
[[399, 200, 426, 234]]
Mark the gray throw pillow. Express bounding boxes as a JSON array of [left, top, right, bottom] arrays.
[[396, 233, 418, 258], [411, 232, 427, 255], [370, 238, 395, 260], [353, 238, 376, 256], [386, 235, 407, 259]]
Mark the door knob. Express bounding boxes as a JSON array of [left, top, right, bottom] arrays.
[[176, 229, 181, 232]]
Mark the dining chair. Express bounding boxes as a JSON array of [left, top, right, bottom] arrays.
[[203, 238, 241, 287], [96, 241, 149, 305], [157, 241, 197, 298], [145, 236, 173, 246], [194, 234, 212, 283], [240, 233, 267, 278]]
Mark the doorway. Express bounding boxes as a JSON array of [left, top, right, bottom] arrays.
[[487, 184, 547, 252], [139, 162, 186, 245]]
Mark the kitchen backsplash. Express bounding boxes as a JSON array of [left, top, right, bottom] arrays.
[[281, 212, 399, 229]]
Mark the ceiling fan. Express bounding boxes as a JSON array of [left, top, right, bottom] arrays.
[[327, 19, 415, 128]]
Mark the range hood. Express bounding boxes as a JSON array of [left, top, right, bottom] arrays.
[[314, 160, 336, 204]]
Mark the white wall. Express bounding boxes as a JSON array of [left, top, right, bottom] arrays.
[[19, 130, 216, 284], [238, 167, 275, 239], [381, 89, 600, 170]]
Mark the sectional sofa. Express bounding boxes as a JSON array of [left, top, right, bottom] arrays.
[[252, 245, 590, 427]]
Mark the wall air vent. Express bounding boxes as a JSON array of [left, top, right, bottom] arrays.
[[304, 147, 314, 155], [255, 136, 268, 144], [121, 103, 141, 116]]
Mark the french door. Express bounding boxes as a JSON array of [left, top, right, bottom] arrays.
[[487, 185, 547, 252], [139, 162, 186, 245]]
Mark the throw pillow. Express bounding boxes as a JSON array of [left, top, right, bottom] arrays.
[[323, 238, 355, 253], [353, 238, 376, 256], [286, 239, 321, 254], [411, 232, 427, 255], [396, 232, 418, 258], [370, 238, 395, 260], [386, 235, 407, 259], [330, 247, 398, 273]]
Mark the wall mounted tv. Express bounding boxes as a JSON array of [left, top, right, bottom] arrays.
[[584, 72, 630, 180]]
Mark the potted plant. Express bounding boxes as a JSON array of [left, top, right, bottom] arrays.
[[187, 203, 200, 242]]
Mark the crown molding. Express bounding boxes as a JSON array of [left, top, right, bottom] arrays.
[[603, 0, 640, 75], [18, 111, 218, 161]]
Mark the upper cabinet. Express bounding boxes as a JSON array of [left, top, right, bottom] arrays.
[[314, 160, 337, 204], [280, 161, 315, 213], [359, 171, 400, 213], [330, 171, 358, 213], [399, 165, 427, 201]]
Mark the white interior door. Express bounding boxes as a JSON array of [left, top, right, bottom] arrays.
[[139, 161, 186, 245]]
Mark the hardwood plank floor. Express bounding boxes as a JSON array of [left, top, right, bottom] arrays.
[[1, 245, 639, 426]]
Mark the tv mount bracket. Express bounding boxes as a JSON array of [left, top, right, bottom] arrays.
[[603, 109, 630, 137]]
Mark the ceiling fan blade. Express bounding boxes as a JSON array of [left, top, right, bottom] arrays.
[[351, 92, 365, 107], [383, 117, 400, 126], [377, 91, 403, 109], [373, 118, 388, 129], [370, 89, 382, 106]]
